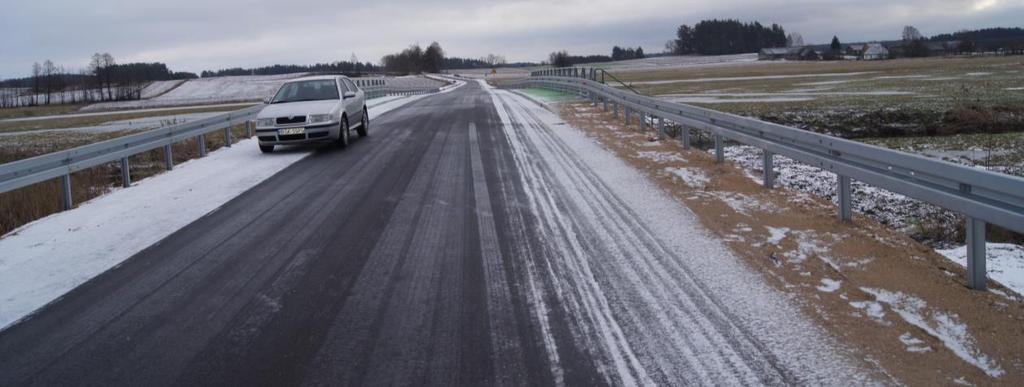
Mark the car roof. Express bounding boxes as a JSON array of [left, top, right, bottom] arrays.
[[286, 75, 348, 83]]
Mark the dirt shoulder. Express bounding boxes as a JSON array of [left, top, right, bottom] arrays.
[[553, 100, 1024, 386]]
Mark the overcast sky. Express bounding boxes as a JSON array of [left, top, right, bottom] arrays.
[[1, 0, 1022, 77]]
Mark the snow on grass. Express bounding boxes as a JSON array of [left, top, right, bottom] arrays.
[[849, 299, 887, 323], [665, 167, 709, 188], [0, 93, 432, 331], [140, 80, 186, 99], [861, 287, 1005, 377], [766, 226, 789, 245], [817, 278, 842, 293], [81, 73, 308, 111], [717, 144, 961, 246], [631, 71, 875, 86], [635, 151, 685, 163], [712, 192, 776, 216], [937, 243, 1024, 296], [899, 332, 933, 353]]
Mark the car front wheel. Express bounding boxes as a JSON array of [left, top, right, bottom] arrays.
[[357, 108, 368, 137], [336, 118, 350, 148]]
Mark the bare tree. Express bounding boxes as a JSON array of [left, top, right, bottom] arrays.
[[903, 25, 923, 41], [31, 62, 41, 105], [42, 60, 56, 105]]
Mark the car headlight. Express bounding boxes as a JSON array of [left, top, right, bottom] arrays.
[[308, 114, 334, 124], [256, 118, 275, 127]]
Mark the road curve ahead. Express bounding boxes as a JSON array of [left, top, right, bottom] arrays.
[[0, 81, 868, 386]]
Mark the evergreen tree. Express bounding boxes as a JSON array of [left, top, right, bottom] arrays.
[[830, 36, 842, 52]]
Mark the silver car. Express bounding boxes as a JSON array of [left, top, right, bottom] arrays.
[[254, 75, 368, 153]]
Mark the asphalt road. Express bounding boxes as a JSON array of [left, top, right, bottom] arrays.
[[0, 81, 856, 386]]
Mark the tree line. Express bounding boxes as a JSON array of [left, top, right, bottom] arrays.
[[0, 53, 197, 108], [201, 60, 379, 78], [611, 46, 645, 61], [669, 19, 787, 55]]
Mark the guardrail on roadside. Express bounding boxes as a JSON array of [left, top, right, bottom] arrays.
[[0, 78, 448, 218], [512, 68, 1024, 291]]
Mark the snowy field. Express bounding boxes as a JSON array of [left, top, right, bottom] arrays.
[[80, 74, 448, 112], [587, 53, 758, 73], [0, 87, 464, 330], [139, 79, 186, 99], [81, 73, 307, 111]]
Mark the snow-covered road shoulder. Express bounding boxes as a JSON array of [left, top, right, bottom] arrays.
[[0, 94, 431, 330]]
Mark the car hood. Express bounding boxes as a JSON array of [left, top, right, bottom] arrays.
[[258, 100, 340, 118]]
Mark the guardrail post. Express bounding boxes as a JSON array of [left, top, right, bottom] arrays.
[[120, 157, 131, 187], [60, 174, 72, 210], [602, 97, 608, 111], [625, 107, 631, 126], [164, 144, 174, 170], [245, 121, 253, 138], [714, 134, 724, 163], [658, 117, 666, 140], [965, 216, 987, 290], [224, 126, 232, 147], [197, 134, 207, 157], [680, 126, 691, 149], [838, 175, 852, 221], [612, 102, 619, 118], [762, 151, 774, 188]]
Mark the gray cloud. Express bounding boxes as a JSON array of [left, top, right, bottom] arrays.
[[1, 0, 1021, 77]]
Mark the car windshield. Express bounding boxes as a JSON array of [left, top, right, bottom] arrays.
[[271, 80, 339, 104]]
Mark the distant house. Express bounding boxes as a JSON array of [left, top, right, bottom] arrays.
[[758, 47, 796, 60], [797, 47, 822, 60], [862, 43, 889, 60]]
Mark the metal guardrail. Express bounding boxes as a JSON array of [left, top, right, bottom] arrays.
[[514, 68, 1024, 291], [0, 78, 448, 215]]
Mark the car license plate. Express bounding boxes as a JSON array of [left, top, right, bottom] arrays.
[[279, 127, 305, 136]]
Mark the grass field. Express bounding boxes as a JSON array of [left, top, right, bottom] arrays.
[[610, 56, 1024, 138], [0, 104, 252, 134]]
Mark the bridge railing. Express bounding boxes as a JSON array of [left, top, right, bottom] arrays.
[[512, 68, 1024, 291], [0, 77, 449, 217]]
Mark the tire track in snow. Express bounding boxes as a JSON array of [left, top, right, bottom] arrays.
[[469, 122, 529, 386], [489, 89, 798, 385]]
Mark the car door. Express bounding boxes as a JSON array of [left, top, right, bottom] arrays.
[[336, 77, 356, 122], [342, 78, 363, 120]]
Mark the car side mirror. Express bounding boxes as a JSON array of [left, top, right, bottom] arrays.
[[343, 91, 356, 99], [262, 96, 272, 104]]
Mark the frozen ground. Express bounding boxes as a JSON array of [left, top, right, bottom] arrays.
[[715, 144, 1024, 294], [0, 91, 448, 330]]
